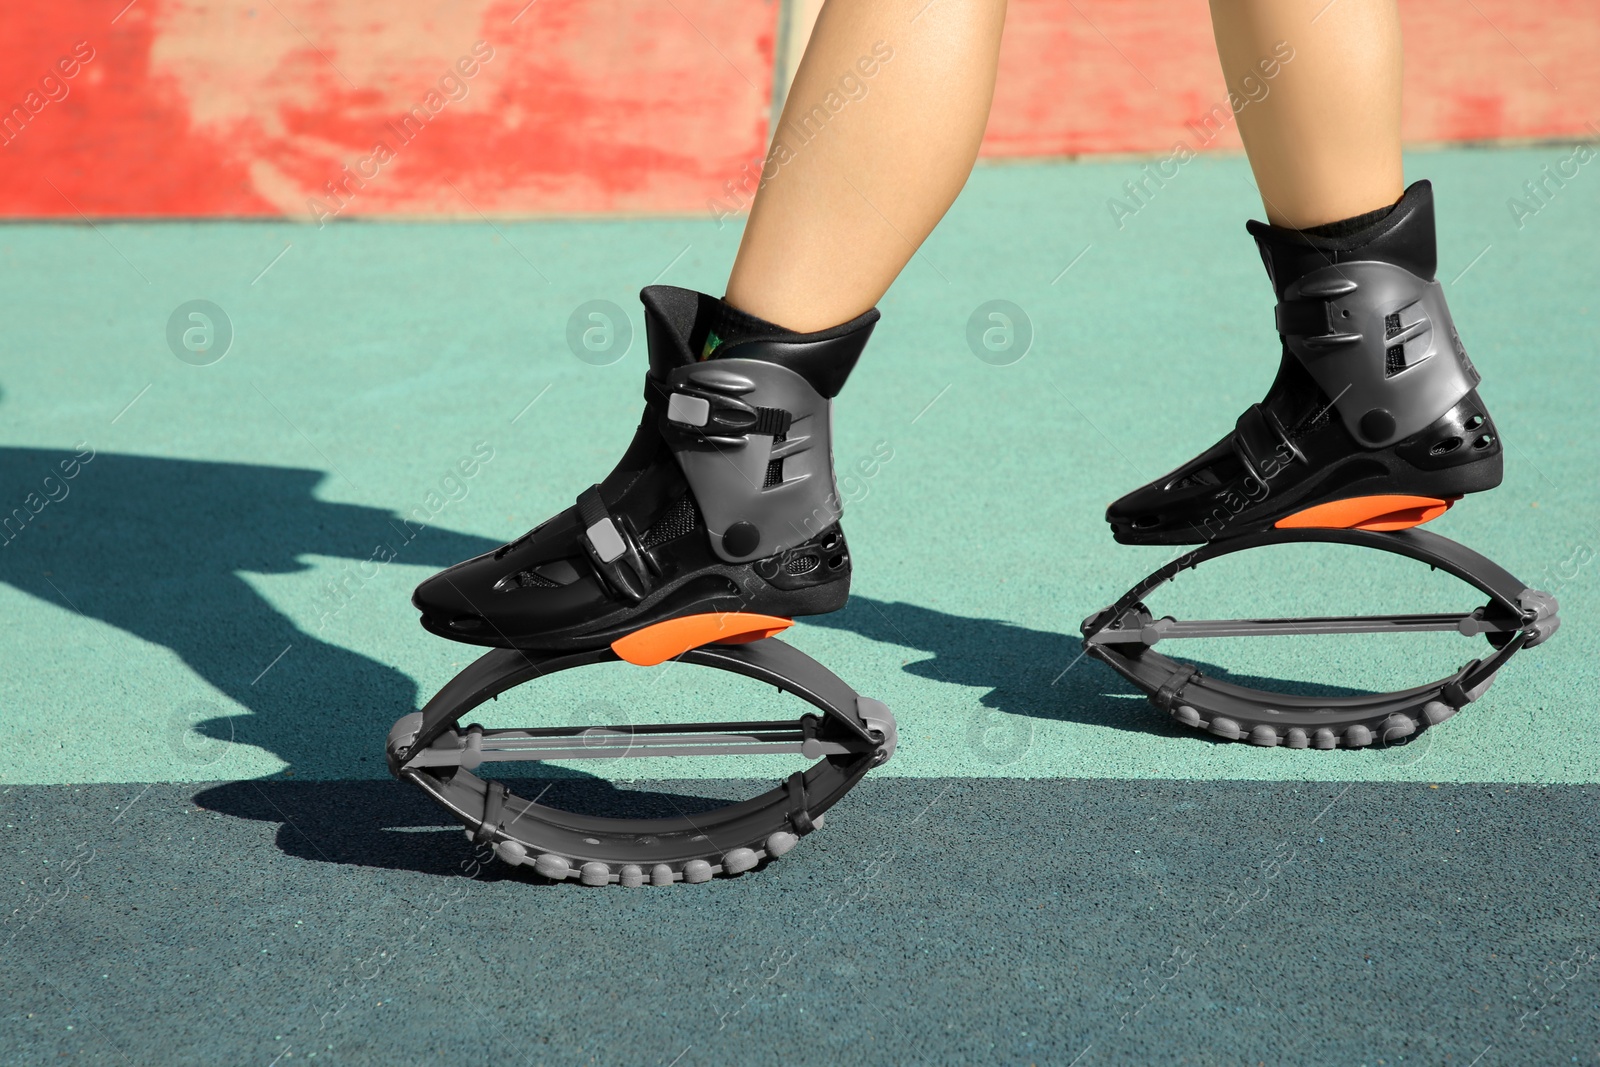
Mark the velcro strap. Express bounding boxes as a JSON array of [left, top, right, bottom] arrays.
[[1275, 297, 1329, 340], [577, 486, 625, 563], [1232, 404, 1301, 484], [1229, 408, 1269, 487], [643, 376, 671, 408], [575, 485, 650, 602]]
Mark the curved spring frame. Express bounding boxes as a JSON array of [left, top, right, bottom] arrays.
[[387, 637, 896, 885], [1082, 528, 1559, 748]]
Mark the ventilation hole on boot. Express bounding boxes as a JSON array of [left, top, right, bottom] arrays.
[[497, 570, 560, 592], [1384, 312, 1402, 339], [1131, 516, 1161, 530], [1384, 344, 1406, 376], [1291, 405, 1332, 440], [820, 531, 841, 550], [785, 554, 819, 575], [1429, 436, 1462, 456], [640, 495, 700, 549], [762, 458, 783, 488], [827, 555, 846, 570], [1473, 434, 1495, 450], [1464, 414, 1485, 431], [1167, 467, 1223, 491]]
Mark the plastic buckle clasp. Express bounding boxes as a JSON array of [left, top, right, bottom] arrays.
[[665, 385, 760, 437]]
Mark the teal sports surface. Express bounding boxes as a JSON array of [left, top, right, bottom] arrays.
[[3, 149, 1597, 1065]]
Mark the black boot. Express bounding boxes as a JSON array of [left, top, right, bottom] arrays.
[[414, 286, 878, 650], [1106, 180, 1502, 546]]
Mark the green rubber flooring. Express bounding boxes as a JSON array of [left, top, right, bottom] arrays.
[[2, 147, 1597, 1065], [1, 146, 1594, 785]]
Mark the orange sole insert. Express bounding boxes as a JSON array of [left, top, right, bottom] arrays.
[[610, 612, 794, 667], [1274, 494, 1458, 533]]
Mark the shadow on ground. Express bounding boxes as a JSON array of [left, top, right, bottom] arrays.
[[0, 446, 499, 776], [193, 776, 761, 877], [808, 596, 1380, 743]]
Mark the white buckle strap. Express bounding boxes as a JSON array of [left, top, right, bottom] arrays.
[[584, 517, 627, 563], [666, 393, 711, 427]]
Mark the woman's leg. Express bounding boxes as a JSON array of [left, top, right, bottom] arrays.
[[725, 0, 1010, 331], [416, 0, 1011, 647], [1106, 0, 1501, 545], [1209, 0, 1404, 229]]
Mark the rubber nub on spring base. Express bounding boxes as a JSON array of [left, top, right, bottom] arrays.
[[1274, 494, 1456, 532], [610, 612, 793, 666]]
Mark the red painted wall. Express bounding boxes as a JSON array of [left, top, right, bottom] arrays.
[[1, 0, 1594, 218], [0, 0, 777, 218], [985, 0, 1600, 156]]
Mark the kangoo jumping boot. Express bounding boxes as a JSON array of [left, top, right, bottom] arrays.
[[1106, 180, 1502, 546], [413, 285, 878, 650]]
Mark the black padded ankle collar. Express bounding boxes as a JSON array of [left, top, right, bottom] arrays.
[[639, 286, 703, 374], [638, 285, 879, 399], [717, 317, 878, 399], [1247, 180, 1437, 297], [1300, 201, 1398, 240]]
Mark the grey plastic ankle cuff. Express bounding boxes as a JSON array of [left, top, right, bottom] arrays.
[[1278, 260, 1479, 448], [664, 358, 839, 563]]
